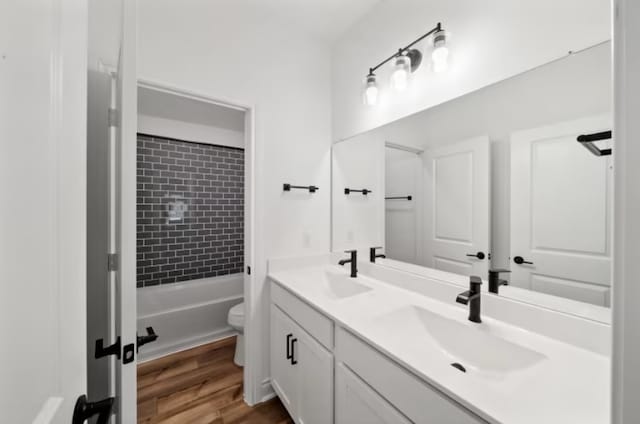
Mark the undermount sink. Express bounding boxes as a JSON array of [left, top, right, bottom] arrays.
[[321, 270, 373, 299], [374, 305, 546, 377]]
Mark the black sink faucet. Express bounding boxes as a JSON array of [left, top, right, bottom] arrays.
[[339, 250, 358, 278], [456, 276, 483, 323], [488, 268, 510, 294], [369, 246, 386, 263]]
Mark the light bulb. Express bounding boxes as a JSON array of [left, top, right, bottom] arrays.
[[363, 74, 378, 106], [432, 30, 449, 73], [391, 54, 411, 91]]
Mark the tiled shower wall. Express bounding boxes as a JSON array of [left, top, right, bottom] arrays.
[[136, 134, 244, 287]]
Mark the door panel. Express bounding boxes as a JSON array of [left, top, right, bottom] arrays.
[[336, 363, 410, 424], [296, 322, 333, 424], [510, 115, 612, 306], [270, 305, 298, 415], [434, 152, 473, 242], [424, 137, 491, 277]]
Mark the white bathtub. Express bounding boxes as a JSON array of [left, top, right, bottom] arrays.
[[137, 274, 243, 362]]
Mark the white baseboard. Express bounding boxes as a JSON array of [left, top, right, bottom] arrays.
[[137, 328, 237, 363], [259, 378, 276, 403]]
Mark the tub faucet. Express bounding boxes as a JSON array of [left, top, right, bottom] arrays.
[[488, 268, 510, 294], [339, 250, 358, 278], [369, 246, 386, 263], [456, 276, 483, 323]]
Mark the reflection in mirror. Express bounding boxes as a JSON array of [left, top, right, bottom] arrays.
[[332, 42, 612, 316]]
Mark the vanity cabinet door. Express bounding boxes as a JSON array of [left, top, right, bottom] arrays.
[[296, 321, 333, 424], [270, 304, 298, 416], [271, 303, 334, 424], [336, 363, 410, 424]]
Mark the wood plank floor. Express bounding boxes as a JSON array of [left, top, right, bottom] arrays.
[[138, 337, 293, 424]]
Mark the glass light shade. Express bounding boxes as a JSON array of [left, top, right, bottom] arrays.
[[432, 30, 449, 73], [363, 74, 378, 106], [390, 54, 411, 91]]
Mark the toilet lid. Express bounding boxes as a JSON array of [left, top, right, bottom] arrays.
[[229, 303, 244, 318]]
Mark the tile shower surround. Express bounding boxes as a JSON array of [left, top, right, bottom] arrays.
[[137, 134, 244, 287]]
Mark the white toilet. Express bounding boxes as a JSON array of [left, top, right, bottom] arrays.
[[227, 302, 245, 366]]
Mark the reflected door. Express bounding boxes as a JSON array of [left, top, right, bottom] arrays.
[[424, 137, 490, 277], [510, 115, 612, 306]]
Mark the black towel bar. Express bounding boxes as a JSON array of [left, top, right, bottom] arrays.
[[385, 196, 412, 200], [283, 184, 318, 193], [345, 188, 371, 195], [577, 131, 612, 157]]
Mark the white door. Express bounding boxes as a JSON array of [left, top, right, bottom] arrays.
[[385, 147, 422, 264], [0, 0, 87, 422], [270, 305, 298, 416], [296, 322, 333, 424], [510, 115, 612, 306], [336, 363, 410, 424], [424, 137, 491, 277]]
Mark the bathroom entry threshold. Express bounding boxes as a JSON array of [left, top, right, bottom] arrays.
[[137, 336, 292, 423]]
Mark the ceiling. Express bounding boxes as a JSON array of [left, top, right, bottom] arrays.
[[243, 0, 383, 42]]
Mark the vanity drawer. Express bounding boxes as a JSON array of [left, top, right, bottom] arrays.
[[335, 327, 486, 424], [271, 280, 333, 350]]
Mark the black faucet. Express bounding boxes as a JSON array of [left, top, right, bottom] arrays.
[[369, 246, 386, 263], [456, 276, 483, 323], [488, 268, 510, 294], [338, 250, 358, 278]]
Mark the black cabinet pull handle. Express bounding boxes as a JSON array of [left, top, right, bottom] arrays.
[[291, 338, 298, 365], [286, 333, 293, 361], [466, 252, 486, 260], [513, 256, 533, 265]]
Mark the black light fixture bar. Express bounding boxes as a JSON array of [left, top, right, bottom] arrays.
[[367, 22, 442, 75], [385, 196, 412, 201], [283, 183, 318, 193], [577, 131, 612, 157], [345, 188, 371, 195]]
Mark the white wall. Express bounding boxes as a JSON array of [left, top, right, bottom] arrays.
[[344, 43, 612, 270], [332, 133, 385, 251], [138, 85, 245, 148], [331, 0, 611, 141], [138, 0, 332, 401], [137, 114, 245, 148]]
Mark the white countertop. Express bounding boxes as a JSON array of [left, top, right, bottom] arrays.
[[268, 263, 610, 424]]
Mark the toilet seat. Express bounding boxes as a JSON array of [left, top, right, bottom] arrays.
[[228, 303, 244, 328]]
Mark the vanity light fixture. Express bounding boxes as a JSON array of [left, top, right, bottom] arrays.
[[431, 28, 449, 72], [391, 53, 412, 91], [363, 72, 379, 106], [363, 22, 448, 105]]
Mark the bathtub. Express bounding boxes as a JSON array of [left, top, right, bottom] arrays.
[[137, 274, 244, 362]]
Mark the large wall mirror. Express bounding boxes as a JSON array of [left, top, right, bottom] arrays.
[[332, 41, 612, 320]]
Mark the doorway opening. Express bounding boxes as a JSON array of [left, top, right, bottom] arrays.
[[133, 82, 261, 421], [86, 77, 269, 422]]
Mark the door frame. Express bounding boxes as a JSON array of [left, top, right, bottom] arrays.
[[130, 78, 259, 404]]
